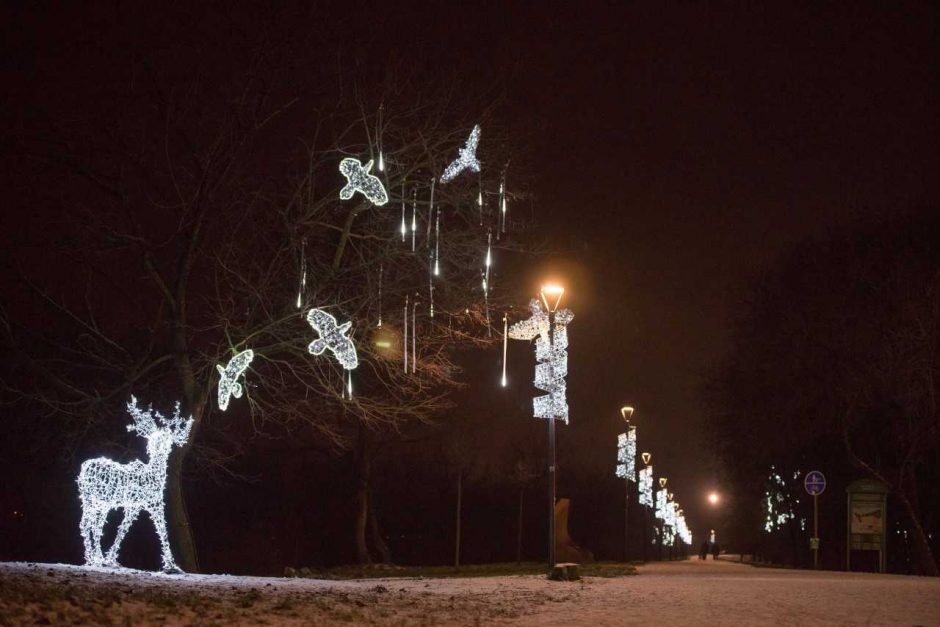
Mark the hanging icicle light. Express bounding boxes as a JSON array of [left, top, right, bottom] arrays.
[[400, 181, 407, 242], [377, 264, 383, 328], [411, 188, 417, 252], [296, 239, 307, 310], [403, 296, 409, 373], [501, 314, 508, 387], [376, 103, 385, 173], [412, 295, 418, 373]]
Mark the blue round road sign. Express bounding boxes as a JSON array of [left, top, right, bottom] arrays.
[[804, 470, 826, 496]]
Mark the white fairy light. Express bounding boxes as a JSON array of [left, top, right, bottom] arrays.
[[77, 397, 193, 571], [434, 207, 441, 276], [377, 264, 383, 328], [440, 124, 481, 183], [615, 427, 636, 481], [216, 349, 254, 411], [763, 467, 796, 533], [508, 298, 574, 424], [638, 465, 654, 507], [338, 158, 388, 206], [306, 308, 359, 370]]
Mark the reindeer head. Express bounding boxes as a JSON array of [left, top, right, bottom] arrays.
[[126, 396, 194, 457]]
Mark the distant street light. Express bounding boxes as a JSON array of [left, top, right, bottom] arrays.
[[708, 492, 720, 505]]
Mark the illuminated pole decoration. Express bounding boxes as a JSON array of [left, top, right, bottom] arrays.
[[216, 349, 254, 411], [77, 397, 193, 572], [338, 158, 388, 206], [616, 406, 636, 562], [638, 454, 653, 561], [440, 124, 481, 184], [508, 285, 572, 569], [656, 477, 669, 559]]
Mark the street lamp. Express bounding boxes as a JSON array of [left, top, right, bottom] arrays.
[[617, 406, 636, 562], [540, 283, 564, 568], [708, 492, 719, 506], [639, 452, 653, 561]]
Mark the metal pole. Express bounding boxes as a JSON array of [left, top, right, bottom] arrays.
[[624, 475, 630, 562], [813, 493, 819, 569], [547, 311, 556, 569], [642, 506, 648, 562]]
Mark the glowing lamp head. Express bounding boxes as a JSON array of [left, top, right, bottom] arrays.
[[659, 477, 668, 488], [642, 452, 652, 465], [539, 284, 565, 312], [621, 406, 634, 422], [708, 492, 720, 505]]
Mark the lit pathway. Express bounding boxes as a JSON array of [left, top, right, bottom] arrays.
[[518, 557, 940, 626]]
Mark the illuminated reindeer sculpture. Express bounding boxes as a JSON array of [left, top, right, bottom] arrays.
[[77, 397, 193, 571]]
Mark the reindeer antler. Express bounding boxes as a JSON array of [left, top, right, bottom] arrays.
[[125, 396, 159, 437]]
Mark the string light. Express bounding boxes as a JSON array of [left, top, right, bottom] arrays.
[[508, 298, 574, 424], [434, 206, 441, 276], [638, 465, 654, 507], [655, 487, 669, 521], [77, 397, 193, 571], [306, 308, 359, 370], [615, 427, 636, 481], [440, 125, 481, 183], [763, 467, 796, 533], [216, 349, 254, 411], [338, 158, 388, 206]]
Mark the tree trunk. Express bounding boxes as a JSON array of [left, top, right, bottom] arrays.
[[454, 468, 463, 570], [897, 490, 939, 576], [354, 427, 372, 565], [165, 447, 199, 572], [516, 485, 525, 565], [368, 494, 391, 564]]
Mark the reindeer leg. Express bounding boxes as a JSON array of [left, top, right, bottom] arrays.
[[79, 504, 101, 566], [150, 503, 181, 573], [105, 507, 140, 567]]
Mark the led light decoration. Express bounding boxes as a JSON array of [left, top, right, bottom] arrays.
[[296, 239, 307, 310], [400, 181, 407, 241], [615, 427, 637, 481], [508, 298, 574, 423], [501, 314, 508, 387], [638, 465, 654, 507], [655, 488, 669, 521], [411, 188, 417, 251], [440, 125, 481, 183], [338, 158, 388, 206], [77, 397, 193, 571], [763, 466, 797, 533], [306, 308, 359, 370], [216, 349, 254, 411], [377, 265, 383, 327]]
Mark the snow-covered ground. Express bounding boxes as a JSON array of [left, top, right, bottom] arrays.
[[1, 558, 937, 625]]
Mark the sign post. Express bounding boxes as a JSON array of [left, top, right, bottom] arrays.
[[804, 470, 826, 569], [846, 479, 888, 573]]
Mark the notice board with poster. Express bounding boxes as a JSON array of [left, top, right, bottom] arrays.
[[846, 479, 888, 573]]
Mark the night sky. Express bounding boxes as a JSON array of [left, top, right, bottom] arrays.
[[1, 2, 934, 560]]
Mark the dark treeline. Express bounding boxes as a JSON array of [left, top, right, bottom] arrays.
[[705, 208, 940, 575]]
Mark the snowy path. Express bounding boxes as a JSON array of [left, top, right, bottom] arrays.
[[1, 559, 938, 625]]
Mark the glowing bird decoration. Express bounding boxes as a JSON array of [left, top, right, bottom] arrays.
[[508, 298, 574, 423], [306, 308, 359, 370], [639, 465, 654, 507], [615, 427, 637, 481], [440, 125, 481, 183], [338, 158, 388, 206], [216, 349, 254, 411], [77, 397, 193, 571]]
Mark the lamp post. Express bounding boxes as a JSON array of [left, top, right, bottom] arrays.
[[540, 283, 564, 568], [640, 452, 652, 561], [658, 477, 668, 560], [620, 406, 635, 562]]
